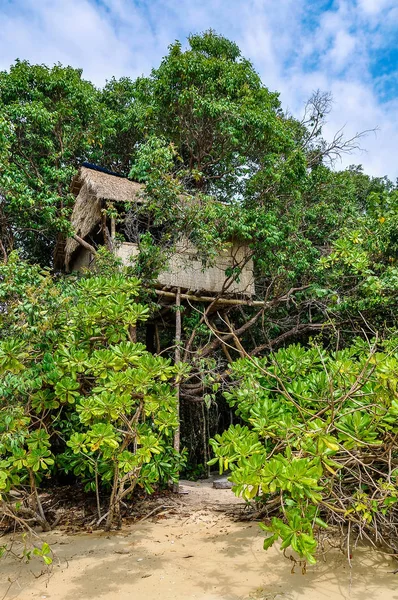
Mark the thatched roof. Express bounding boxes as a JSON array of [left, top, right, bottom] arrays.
[[65, 164, 216, 272], [70, 165, 143, 203], [65, 165, 144, 270]]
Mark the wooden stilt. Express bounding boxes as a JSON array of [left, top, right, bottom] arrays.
[[173, 287, 181, 493], [155, 324, 161, 354]]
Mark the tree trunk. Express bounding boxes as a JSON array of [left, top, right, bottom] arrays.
[[105, 462, 120, 531], [29, 469, 51, 531], [128, 325, 137, 343]]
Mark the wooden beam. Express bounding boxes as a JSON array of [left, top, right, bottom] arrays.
[[154, 288, 266, 307], [72, 235, 97, 256]]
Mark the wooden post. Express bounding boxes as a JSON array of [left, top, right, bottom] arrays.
[[173, 288, 181, 493], [111, 217, 116, 240], [155, 324, 161, 355], [101, 214, 113, 251]]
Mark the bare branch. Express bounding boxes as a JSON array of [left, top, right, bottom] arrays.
[[72, 235, 97, 256]]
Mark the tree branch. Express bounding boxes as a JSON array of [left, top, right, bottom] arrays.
[[72, 235, 97, 256]]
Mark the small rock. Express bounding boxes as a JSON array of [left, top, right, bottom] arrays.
[[213, 477, 233, 489]]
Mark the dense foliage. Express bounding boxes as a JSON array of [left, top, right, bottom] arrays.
[[210, 341, 398, 565], [0, 62, 108, 263], [0, 31, 397, 569], [0, 253, 186, 531]]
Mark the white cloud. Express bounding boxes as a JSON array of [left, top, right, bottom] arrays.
[[357, 0, 397, 15], [0, 0, 130, 83], [0, 0, 396, 179], [322, 81, 398, 176], [328, 30, 357, 70]]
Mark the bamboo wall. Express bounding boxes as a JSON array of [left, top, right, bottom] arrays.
[[115, 239, 255, 295]]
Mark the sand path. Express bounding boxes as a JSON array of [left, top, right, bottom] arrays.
[[1, 479, 397, 600]]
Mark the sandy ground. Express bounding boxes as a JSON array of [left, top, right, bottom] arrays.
[[1, 479, 398, 600]]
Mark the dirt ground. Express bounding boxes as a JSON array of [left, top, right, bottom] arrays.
[[1, 478, 398, 600]]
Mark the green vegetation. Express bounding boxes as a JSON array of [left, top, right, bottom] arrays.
[[0, 253, 187, 532], [0, 31, 397, 569], [210, 342, 398, 565]]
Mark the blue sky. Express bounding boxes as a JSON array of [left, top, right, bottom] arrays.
[[0, 0, 397, 179]]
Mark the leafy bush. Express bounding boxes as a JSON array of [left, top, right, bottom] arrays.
[[0, 254, 187, 530], [209, 341, 398, 565]]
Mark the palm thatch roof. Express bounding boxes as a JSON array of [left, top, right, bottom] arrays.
[[70, 165, 143, 203], [65, 165, 144, 270]]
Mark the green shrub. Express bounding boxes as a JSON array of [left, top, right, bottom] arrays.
[[209, 341, 398, 565], [0, 253, 187, 530]]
